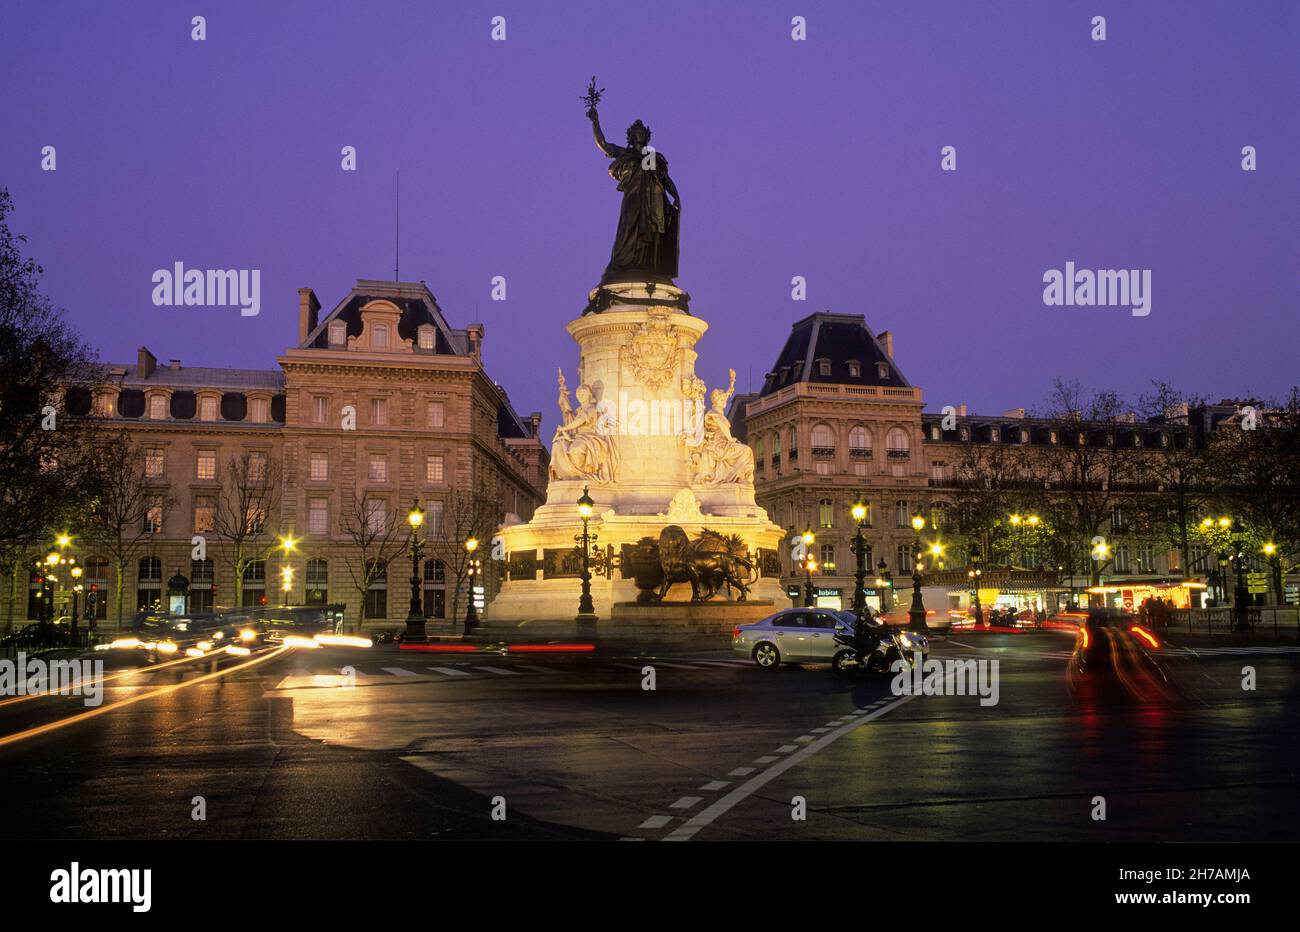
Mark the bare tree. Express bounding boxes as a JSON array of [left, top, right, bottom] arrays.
[[78, 430, 176, 628], [1033, 379, 1143, 592], [423, 481, 504, 624], [337, 491, 409, 629], [1134, 381, 1212, 580], [210, 451, 281, 607]]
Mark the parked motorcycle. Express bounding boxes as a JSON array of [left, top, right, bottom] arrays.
[[831, 613, 929, 677]]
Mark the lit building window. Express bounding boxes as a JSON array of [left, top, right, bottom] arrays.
[[308, 498, 328, 535], [371, 398, 387, 426], [818, 498, 833, 528], [249, 451, 269, 481], [199, 396, 218, 421], [427, 401, 444, 428], [369, 454, 388, 482], [249, 397, 269, 423], [309, 452, 328, 481], [425, 454, 444, 483], [328, 320, 347, 345], [312, 396, 328, 423], [418, 326, 435, 350], [144, 448, 164, 478], [372, 324, 389, 349], [193, 499, 215, 534], [426, 501, 444, 536], [149, 395, 167, 420], [196, 450, 216, 480]]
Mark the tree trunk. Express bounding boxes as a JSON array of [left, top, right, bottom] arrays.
[[114, 561, 126, 632]]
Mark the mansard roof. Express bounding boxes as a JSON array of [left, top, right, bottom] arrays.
[[300, 279, 466, 354], [759, 311, 910, 396]]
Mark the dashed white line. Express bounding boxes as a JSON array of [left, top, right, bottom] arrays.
[[728, 767, 756, 777], [474, 665, 520, 676], [516, 664, 558, 674], [427, 666, 470, 677], [381, 667, 418, 676], [775, 744, 798, 753], [663, 696, 916, 841], [754, 755, 778, 764], [638, 815, 674, 829], [670, 796, 703, 809], [700, 780, 730, 792]]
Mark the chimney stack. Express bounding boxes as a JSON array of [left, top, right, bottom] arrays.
[[877, 330, 894, 358], [528, 412, 542, 437], [137, 347, 156, 379], [956, 403, 968, 417], [298, 287, 320, 344], [466, 323, 484, 360]]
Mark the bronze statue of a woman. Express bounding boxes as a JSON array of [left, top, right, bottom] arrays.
[[586, 94, 681, 285]]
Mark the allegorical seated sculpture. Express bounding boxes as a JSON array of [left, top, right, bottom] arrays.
[[550, 368, 618, 483], [686, 368, 755, 485]]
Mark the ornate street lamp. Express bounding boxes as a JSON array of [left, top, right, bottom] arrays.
[[908, 509, 929, 632], [403, 499, 427, 643], [876, 558, 892, 613], [465, 536, 480, 633], [1263, 542, 1282, 606], [850, 500, 869, 616], [968, 546, 983, 625], [1090, 537, 1110, 606], [798, 529, 816, 607], [575, 486, 597, 632], [1231, 522, 1250, 632]]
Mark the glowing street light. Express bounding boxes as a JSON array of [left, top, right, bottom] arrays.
[[403, 499, 428, 643]]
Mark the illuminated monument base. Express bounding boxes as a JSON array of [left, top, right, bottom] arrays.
[[487, 282, 791, 636]]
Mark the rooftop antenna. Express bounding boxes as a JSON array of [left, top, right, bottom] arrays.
[[394, 170, 400, 282]]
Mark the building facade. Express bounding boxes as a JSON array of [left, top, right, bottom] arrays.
[[2, 280, 547, 633], [731, 311, 1274, 617]]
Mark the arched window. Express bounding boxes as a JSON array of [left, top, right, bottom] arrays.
[[769, 431, 781, 467], [811, 423, 834, 456], [754, 436, 765, 472], [305, 559, 328, 605], [886, 427, 910, 455], [849, 426, 872, 456]]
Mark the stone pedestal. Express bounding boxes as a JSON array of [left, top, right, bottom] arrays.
[[488, 281, 792, 625]]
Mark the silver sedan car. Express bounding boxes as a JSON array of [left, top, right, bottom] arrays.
[[732, 608, 857, 669]]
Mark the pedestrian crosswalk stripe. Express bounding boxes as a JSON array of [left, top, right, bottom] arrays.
[[516, 664, 558, 674], [638, 815, 673, 829], [381, 667, 418, 676], [427, 666, 470, 677], [474, 665, 520, 676]]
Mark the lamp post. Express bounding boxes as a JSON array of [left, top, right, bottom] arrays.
[[1090, 537, 1110, 607], [1231, 523, 1250, 632], [909, 509, 929, 632], [575, 486, 597, 634], [403, 500, 427, 643], [70, 564, 84, 643], [464, 536, 480, 633], [850, 500, 869, 616], [1263, 542, 1282, 606], [968, 546, 983, 625], [875, 558, 892, 613], [801, 530, 815, 607]]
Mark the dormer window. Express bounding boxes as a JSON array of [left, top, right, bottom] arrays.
[[372, 324, 389, 349], [817, 358, 831, 377], [876, 362, 890, 380], [847, 360, 861, 379], [417, 325, 435, 350], [328, 320, 347, 346]]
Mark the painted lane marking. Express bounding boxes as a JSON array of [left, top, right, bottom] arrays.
[[381, 667, 418, 676], [753, 755, 778, 764], [638, 815, 673, 829], [775, 744, 798, 753], [701, 780, 730, 791], [670, 796, 703, 810], [794, 735, 815, 743], [663, 696, 916, 841], [517, 664, 558, 674], [728, 767, 756, 777], [474, 665, 520, 676], [811, 727, 830, 733], [427, 666, 470, 677]]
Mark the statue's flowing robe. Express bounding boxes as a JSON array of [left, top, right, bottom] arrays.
[[602, 145, 679, 283]]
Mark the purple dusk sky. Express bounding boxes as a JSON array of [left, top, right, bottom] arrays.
[[2, 1, 1296, 424]]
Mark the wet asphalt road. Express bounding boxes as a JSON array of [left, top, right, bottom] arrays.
[[1, 631, 1297, 842]]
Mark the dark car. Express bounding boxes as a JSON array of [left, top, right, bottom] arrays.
[[1, 617, 75, 651], [1069, 608, 1177, 703]]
